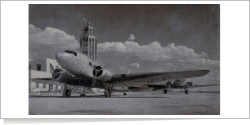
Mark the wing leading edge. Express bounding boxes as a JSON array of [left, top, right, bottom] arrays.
[[111, 70, 209, 85]]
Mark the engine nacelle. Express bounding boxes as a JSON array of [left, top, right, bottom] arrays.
[[183, 81, 193, 86], [166, 82, 171, 85], [188, 82, 192, 86], [52, 69, 69, 82], [92, 66, 112, 81]]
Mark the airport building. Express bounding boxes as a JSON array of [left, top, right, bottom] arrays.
[[29, 58, 63, 93], [29, 58, 85, 94], [80, 22, 97, 61]]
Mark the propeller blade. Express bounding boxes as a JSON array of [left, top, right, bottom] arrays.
[[50, 63, 54, 73]]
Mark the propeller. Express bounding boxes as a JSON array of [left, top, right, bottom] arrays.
[[166, 81, 171, 88], [93, 66, 103, 77], [50, 63, 54, 74], [187, 79, 192, 86], [94, 69, 101, 77], [50, 63, 64, 80]]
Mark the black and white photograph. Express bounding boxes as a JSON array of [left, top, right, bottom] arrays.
[[28, 4, 220, 115]]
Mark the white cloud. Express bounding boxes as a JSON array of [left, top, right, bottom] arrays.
[[98, 41, 209, 62], [29, 24, 79, 49], [129, 63, 140, 68], [127, 34, 136, 41]]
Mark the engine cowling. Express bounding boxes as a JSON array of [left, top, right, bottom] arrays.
[[92, 66, 112, 81], [188, 82, 192, 86], [52, 68, 68, 81]]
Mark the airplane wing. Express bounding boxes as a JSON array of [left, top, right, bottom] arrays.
[[111, 70, 209, 86], [190, 84, 219, 88]]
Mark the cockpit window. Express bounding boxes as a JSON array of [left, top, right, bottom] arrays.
[[65, 50, 77, 56]]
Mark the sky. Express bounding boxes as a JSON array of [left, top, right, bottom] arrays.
[[29, 4, 220, 86]]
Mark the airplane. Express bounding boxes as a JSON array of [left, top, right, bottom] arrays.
[[32, 50, 215, 98]]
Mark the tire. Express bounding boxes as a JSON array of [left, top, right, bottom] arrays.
[[104, 89, 110, 97], [80, 94, 86, 97], [123, 93, 126, 96], [185, 89, 188, 94], [65, 89, 71, 97], [163, 89, 167, 94], [104, 89, 109, 97]]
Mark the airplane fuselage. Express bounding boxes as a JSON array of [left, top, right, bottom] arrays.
[[55, 50, 112, 88]]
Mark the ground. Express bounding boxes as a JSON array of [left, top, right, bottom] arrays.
[[29, 91, 220, 115]]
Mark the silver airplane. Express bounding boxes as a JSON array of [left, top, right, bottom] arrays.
[[33, 50, 215, 97]]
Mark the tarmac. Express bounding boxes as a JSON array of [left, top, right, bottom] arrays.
[[29, 91, 220, 115]]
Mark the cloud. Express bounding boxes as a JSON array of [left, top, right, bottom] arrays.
[[29, 24, 79, 59], [129, 63, 140, 68], [29, 24, 79, 49], [98, 41, 209, 62], [127, 34, 136, 41]]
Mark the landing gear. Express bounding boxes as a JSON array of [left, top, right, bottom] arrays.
[[80, 94, 86, 97], [62, 84, 75, 97], [123, 93, 127, 96], [65, 89, 71, 97], [163, 89, 168, 94], [104, 83, 114, 98], [185, 89, 188, 94], [80, 87, 86, 97], [104, 89, 111, 97]]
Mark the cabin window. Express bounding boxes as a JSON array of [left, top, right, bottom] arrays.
[[65, 50, 77, 56], [37, 64, 41, 71]]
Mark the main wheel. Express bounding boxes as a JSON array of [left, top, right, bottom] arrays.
[[104, 89, 111, 97], [163, 89, 168, 94], [65, 89, 71, 97], [185, 89, 188, 94], [80, 94, 86, 97]]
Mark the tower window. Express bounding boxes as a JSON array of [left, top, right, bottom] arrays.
[[37, 64, 41, 71], [85, 28, 88, 31]]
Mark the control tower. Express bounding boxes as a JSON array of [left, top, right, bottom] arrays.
[[80, 21, 97, 61]]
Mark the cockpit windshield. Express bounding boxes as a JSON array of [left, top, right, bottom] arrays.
[[65, 50, 77, 56]]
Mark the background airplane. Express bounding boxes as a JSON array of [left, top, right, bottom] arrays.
[[32, 50, 216, 97]]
